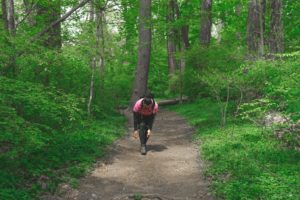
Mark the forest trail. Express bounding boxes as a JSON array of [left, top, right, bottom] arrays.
[[57, 110, 215, 200]]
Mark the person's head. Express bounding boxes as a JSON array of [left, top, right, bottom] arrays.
[[142, 90, 153, 107], [143, 97, 152, 106]]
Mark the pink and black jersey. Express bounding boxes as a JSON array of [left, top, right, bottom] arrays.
[[133, 98, 158, 116]]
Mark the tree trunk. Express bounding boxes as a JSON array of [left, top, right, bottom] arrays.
[[37, 0, 61, 49], [269, 0, 283, 53], [181, 25, 189, 49], [30, 0, 90, 44], [2, 0, 8, 31], [88, 58, 96, 116], [89, 0, 94, 22], [95, 5, 105, 73], [247, 0, 265, 57], [130, 0, 152, 105], [174, 0, 189, 72], [200, 0, 212, 46], [167, 0, 177, 75], [175, 0, 189, 49], [2, 0, 15, 36]]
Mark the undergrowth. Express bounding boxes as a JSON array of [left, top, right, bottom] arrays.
[[0, 77, 126, 199], [169, 99, 300, 200]]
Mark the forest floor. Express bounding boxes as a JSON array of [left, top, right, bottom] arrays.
[[44, 109, 215, 200]]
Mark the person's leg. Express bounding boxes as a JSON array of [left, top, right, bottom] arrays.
[[143, 115, 155, 144], [139, 122, 147, 155]]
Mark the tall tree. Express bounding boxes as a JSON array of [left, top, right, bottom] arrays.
[[95, 4, 105, 73], [177, 0, 190, 50], [269, 0, 283, 53], [2, 0, 8, 31], [199, 0, 212, 46], [174, 0, 190, 69], [167, 0, 177, 74], [1, 0, 15, 36], [247, 0, 265, 57], [37, 0, 61, 48], [130, 0, 152, 104]]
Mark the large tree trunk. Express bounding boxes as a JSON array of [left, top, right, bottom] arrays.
[[247, 0, 265, 57], [199, 0, 212, 46], [167, 0, 177, 75], [37, 0, 61, 49], [269, 0, 283, 53], [130, 0, 152, 105]]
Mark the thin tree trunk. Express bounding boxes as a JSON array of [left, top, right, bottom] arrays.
[[174, 0, 189, 73], [89, 0, 94, 22], [7, 0, 15, 36], [175, 0, 189, 49], [269, 0, 283, 53], [167, 0, 177, 75], [130, 0, 152, 105], [258, 0, 265, 57], [2, 0, 8, 31], [247, 0, 265, 57], [2, 0, 16, 36], [88, 58, 96, 116], [1, 0, 16, 77], [200, 0, 212, 46], [95, 7, 105, 73]]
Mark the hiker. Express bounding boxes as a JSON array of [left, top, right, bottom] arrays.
[[132, 91, 158, 155]]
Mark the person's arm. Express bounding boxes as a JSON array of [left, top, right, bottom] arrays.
[[133, 112, 141, 131], [148, 114, 156, 130]]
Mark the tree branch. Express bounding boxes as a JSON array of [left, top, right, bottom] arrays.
[[30, 0, 91, 42]]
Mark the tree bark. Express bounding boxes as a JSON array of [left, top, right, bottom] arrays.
[[89, 0, 95, 22], [1, 0, 8, 31], [88, 58, 96, 116], [2, 0, 15, 36], [175, 0, 189, 49], [31, 0, 91, 45], [167, 0, 177, 75], [37, 0, 61, 49], [269, 0, 283, 53], [247, 0, 265, 57], [200, 0, 212, 46], [130, 0, 152, 105], [95, 5, 105, 73]]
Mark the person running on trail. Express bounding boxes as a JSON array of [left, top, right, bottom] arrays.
[[133, 92, 158, 155]]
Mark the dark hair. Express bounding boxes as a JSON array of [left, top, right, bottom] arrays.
[[143, 97, 152, 105]]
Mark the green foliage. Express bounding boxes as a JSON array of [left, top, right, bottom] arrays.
[[0, 77, 126, 199], [169, 99, 300, 200], [240, 56, 300, 121]]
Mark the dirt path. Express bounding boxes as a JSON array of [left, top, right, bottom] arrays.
[[59, 109, 215, 200]]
